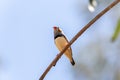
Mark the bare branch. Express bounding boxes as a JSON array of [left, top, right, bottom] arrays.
[[39, 0, 120, 80]]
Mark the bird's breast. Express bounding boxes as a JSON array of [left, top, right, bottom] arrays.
[[55, 37, 68, 51]]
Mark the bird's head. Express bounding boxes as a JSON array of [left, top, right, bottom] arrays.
[[53, 26, 63, 38], [53, 26, 62, 32]]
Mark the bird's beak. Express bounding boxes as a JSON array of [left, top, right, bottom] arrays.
[[53, 26, 57, 30]]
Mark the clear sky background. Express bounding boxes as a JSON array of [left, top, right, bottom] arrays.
[[0, 0, 120, 80]]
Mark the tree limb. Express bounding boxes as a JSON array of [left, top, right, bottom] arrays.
[[39, 0, 120, 80]]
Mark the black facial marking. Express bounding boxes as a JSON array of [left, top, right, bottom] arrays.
[[54, 34, 64, 39]]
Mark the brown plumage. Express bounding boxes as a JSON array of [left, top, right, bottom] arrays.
[[53, 26, 75, 66]]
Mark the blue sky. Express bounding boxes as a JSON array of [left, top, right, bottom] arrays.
[[0, 0, 120, 80], [0, 0, 82, 80]]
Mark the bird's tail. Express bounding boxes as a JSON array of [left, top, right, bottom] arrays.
[[70, 58, 75, 66]]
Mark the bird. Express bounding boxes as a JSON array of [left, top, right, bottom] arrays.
[[53, 26, 75, 66]]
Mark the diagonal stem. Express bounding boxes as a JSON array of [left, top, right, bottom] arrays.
[[39, 0, 120, 80]]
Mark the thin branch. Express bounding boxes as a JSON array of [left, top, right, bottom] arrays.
[[39, 0, 120, 80]]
